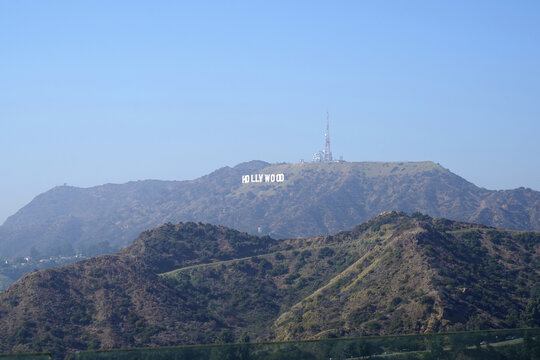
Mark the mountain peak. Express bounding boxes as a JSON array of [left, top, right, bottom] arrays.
[[232, 160, 271, 172], [122, 221, 277, 273]]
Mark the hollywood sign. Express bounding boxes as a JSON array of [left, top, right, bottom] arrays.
[[242, 174, 285, 184]]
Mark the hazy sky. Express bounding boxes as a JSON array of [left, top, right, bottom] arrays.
[[1, 1, 539, 224]]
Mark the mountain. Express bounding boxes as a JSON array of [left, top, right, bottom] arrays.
[[0, 213, 538, 358], [1, 161, 539, 263]]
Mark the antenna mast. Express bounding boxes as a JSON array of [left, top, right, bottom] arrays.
[[324, 112, 333, 162]]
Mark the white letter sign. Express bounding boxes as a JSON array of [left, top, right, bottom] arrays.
[[241, 173, 285, 184]]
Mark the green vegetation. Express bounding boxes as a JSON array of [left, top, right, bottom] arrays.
[[70, 329, 540, 360], [0, 354, 51, 359]]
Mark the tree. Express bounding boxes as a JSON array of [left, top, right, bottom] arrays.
[[522, 287, 540, 327], [216, 329, 235, 344]]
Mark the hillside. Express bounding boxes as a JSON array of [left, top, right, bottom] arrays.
[[1, 161, 539, 265], [0, 213, 538, 358]]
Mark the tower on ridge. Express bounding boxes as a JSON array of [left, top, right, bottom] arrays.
[[313, 112, 334, 163], [323, 112, 333, 162]]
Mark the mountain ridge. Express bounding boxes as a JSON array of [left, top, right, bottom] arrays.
[[1, 161, 539, 260], [0, 213, 538, 358]]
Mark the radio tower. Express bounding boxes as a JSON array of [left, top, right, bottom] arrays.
[[323, 112, 333, 162]]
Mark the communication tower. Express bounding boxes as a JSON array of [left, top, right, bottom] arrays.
[[313, 112, 333, 162], [323, 112, 333, 162]]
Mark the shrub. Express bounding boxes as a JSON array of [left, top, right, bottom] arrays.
[[270, 264, 289, 276], [318, 247, 335, 258]]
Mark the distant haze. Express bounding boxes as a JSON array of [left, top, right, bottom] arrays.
[[1, 1, 539, 224]]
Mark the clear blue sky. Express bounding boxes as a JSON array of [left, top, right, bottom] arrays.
[[1, 1, 539, 224]]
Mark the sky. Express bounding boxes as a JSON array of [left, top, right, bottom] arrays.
[[1, 1, 539, 224]]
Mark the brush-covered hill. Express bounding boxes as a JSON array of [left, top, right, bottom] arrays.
[[0, 213, 538, 358], [1, 161, 539, 263]]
